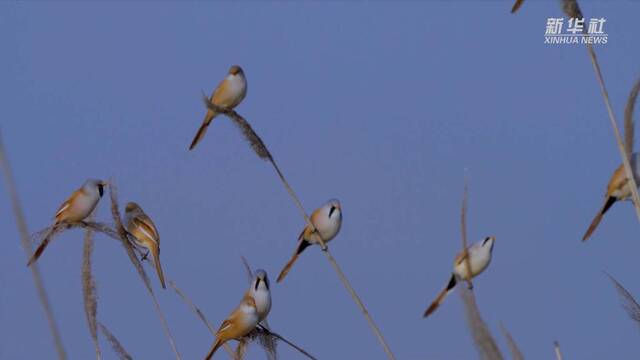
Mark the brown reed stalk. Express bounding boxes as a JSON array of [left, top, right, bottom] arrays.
[[108, 184, 182, 360], [605, 272, 640, 329], [0, 130, 67, 359], [98, 322, 133, 360], [204, 101, 395, 359], [458, 182, 504, 360], [499, 322, 524, 360], [82, 217, 101, 359], [559, 0, 640, 225]]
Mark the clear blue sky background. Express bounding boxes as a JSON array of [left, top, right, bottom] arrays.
[[2, 1, 640, 359]]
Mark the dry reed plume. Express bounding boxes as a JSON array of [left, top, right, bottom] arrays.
[[0, 130, 67, 359], [606, 273, 640, 329]]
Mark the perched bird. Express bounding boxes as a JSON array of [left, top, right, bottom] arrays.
[[276, 199, 342, 283], [249, 269, 272, 324], [27, 179, 106, 266], [204, 289, 260, 359], [423, 236, 496, 318], [189, 65, 247, 150], [583, 153, 640, 241], [124, 202, 166, 289]]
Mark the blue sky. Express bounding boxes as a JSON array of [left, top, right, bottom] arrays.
[[2, 1, 640, 359]]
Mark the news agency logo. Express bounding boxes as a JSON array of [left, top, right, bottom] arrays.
[[544, 17, 608, 45]]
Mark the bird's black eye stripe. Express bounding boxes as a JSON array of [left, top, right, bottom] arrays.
[[98, 184, 104, 197], [255, 279, 260, 291], [482, 237, 490, 245], [329, 206, 336, 217]]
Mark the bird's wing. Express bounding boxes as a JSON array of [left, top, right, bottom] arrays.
[[54, 189, 81, 221], [211, 78, 236, 107], [133, 213, 160, 245], [607, 164, 629, 195], [454, 248, 469, 266]]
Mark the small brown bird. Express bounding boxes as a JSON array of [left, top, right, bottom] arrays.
[[204, 292, 260, 359], [27, 179, 106, 266], [189, 65, 247, 150], [423, 236, 496, 318], [583, 153, 640, 241], [124, 202, 166, 289], [276, 199, 342, 283]]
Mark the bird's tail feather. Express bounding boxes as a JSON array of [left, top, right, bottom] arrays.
[[583, 196, 616, 241], [276, 239, 311, 283], [423, 274, 457, 318], [204, 338, 222, 360], [152, 248, 166, 289], [27, 227, 56, 266], [189, 110, 217, 150]]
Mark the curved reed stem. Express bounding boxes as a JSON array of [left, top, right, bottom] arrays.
[[82, 219, 101, 359], [0, 130, 67, 360], [204, 101, 395, 358]]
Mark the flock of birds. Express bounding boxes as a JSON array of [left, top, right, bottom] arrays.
[[26, 62, 638, 359]]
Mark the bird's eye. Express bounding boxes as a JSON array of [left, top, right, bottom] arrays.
[[97, 184, 104, 197], [329, 206, 336, 217], [482, 237, 491, 246]]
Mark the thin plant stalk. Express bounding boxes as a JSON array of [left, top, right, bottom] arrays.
[[461, 178, 473, 289], [458, 182, 503, 360], [499, 322, 524, 360], [98, 322, 133, 360], [108, 184, 182, 360], [0, 130, 67, 360], [168, 280, 236, 358], [82, 217, 101, 359], [204, 101, 396, 359]]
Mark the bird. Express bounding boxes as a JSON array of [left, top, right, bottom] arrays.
[[189, 64, 247, 150], [27, 179, 106, 266], [423, 236, 496, 318], [583, 153, 640, 241], [276, 199, 342, 283], [204, 288, 260, 359], [124, 202, 166, 289], [249, 269, 272, 324]]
